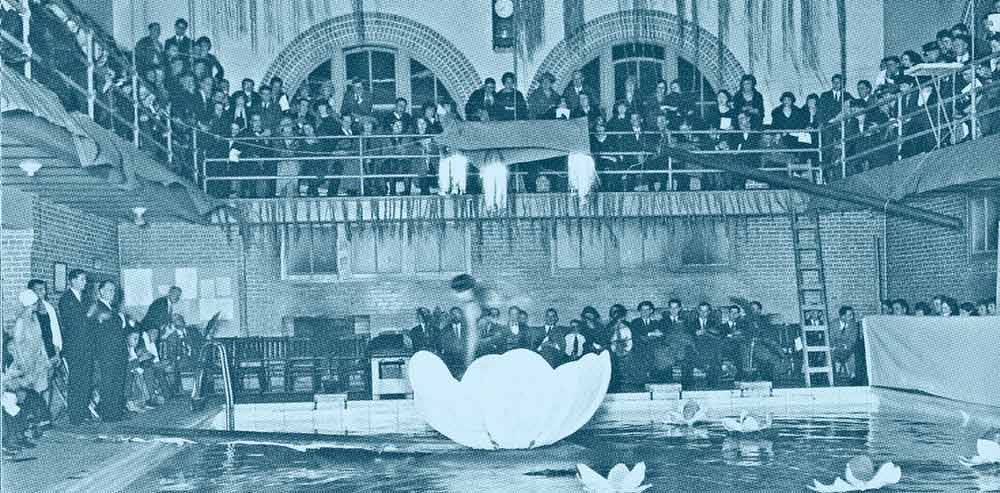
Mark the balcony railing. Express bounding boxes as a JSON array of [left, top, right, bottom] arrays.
[[199, 128, 823, 198], [4, 3, 999, 199]]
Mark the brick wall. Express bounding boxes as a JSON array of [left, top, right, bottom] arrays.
[[118, 208, 885, 336], [886, 193, 998, 304], [118, 221, 243, 332], [1, 197, 120, 328]]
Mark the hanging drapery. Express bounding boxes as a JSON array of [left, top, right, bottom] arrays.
[[717, 0, 732, 83], [799, 0, 821, 75], [781, 0, 799, 71], [835, 0, 847, 79], [562, 0, 585, 40], [567, 153, 597, 204], [438, 152, 469, 196], [513, 0, 545, 60]]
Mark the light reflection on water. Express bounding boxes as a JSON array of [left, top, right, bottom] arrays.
[[131, 401, 1000, 492]]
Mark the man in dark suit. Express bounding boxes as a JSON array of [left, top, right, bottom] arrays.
[[384, 98, 413, 133], [230, 78, 261, 112], [465, 78, 497, 121], [142, 286, 181, 333], [690, 302, 724, 388], [163, 18, 192, 58], [494, 72, 529, 121], [819, 74, 854, 123], [562, 70, 594, 112], [630, 301, 663, 383], [134, 23, 163, 74], [659, 299, 695, 386], [503, 306, 531, 352], [57, 269, 93, 425], [530, 308, 567, 367], [437, 307, 468, 377], [408, 307, 436, 353]]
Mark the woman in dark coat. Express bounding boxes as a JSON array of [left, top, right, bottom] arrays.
[[89, 281, 128, 422]]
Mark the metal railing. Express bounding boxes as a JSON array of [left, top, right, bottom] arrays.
[[191, 341, 234, 431], [818, 51, 1000, 180], [4, 2, 998, 195], [198, 128, 824, 198]]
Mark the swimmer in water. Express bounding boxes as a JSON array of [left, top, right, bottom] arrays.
[[450, 274, 498, 368]]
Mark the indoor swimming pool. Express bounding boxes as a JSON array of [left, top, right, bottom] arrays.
[[125, 389, 1000, 492]]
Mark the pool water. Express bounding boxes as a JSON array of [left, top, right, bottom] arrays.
[[130, 393, 1000, 492]]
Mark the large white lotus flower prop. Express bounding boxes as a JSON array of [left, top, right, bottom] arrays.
[[721, 411, 773, 434], [576, 462, 651, 493], [408, 349, 611, 449], [961, 439, 1000, 467], [808, 456, 902, 492], [665, 400, 705, 427]]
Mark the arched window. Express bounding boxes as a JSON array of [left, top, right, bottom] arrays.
[[303, 46, 453, 113], [569, 43, 715, 117]]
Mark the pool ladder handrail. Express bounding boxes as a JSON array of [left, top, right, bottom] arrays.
[[191, 341, 236, 431]]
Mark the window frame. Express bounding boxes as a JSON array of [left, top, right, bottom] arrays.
[[970, 194, 999, 254], [550, 219, 735, 275], [344, 46, 398, 110], [279, 225, 341, 281]]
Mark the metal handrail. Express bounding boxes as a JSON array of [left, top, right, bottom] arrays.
[[191, 341, 235, 431]]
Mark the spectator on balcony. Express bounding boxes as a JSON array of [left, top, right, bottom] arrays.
[[291, 97, 315, 134], [382, 119, 414, 195], [465, 78, 497, 121], [411, 117, 438, 194], [705, 89, 737, 131], [298, 122, 333, 197], [820, 74, 853, 123], [733, 74, 765, 127], [421, 104, 443, 134], [164, 18, 192, 58], [563, 69, 594, 112], [235, 113, 274, 197], [875, 56, 902, 89], [922, 41, 942, 63], [134, 22, 163, 74], [165, 56, 186, 96], [620, 75, 643, 116], [549, 97, 573, 120], [256, 85, 282, 131], [771, 91, 806, 148], [196, 75, 214, 126], [528, 72, 560, 119], [268, 76, 290, 113], [341, 78, 373, 120], [619, 112, 652, 191], [937, 29, 956, 62], [315, 102, 339, 136], [590, 120, 619, 192], [668, 79, 696, 121], [954, 35, 973, 64], [901, 50, 923, 72], [646, 79, 671, 123], [383, 97, 412, 132], [606, 99, 632, 145], [273, 117, 301, 197], [170, 73, 199, 125], [897, 76, 934, 157], [231, 78, 261, 112], [728, 110, 761, 155], [494, 72, 529, 121], [193, 36, 224, 81]]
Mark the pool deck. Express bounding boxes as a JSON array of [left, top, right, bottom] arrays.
[[1, 399, 218, 493]]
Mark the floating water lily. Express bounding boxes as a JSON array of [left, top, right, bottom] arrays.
[[576, 462, 652, 493], [808, 456, 902, 492], [961, 439, 1000, 467], [664, 400, 705, 426], [721, 410, 773, 434], [408, 349, 611, 449]]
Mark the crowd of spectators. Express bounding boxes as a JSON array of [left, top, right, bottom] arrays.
[[879, 295, 998, 317], [1, 274, 206, 458], [4, 6, 1000, 199], [406, 299, 800, 393]]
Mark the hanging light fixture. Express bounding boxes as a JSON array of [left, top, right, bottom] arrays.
[[18, 159, 42, 177], [131, 206, 147, 226]]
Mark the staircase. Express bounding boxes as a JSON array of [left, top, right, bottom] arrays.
[[790, 211, 835, 387]]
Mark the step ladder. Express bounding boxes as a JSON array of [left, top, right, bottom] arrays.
[[791, 211, 835, 387]]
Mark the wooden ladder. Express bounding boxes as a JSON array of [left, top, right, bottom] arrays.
[[791, 211, 835, 387]]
